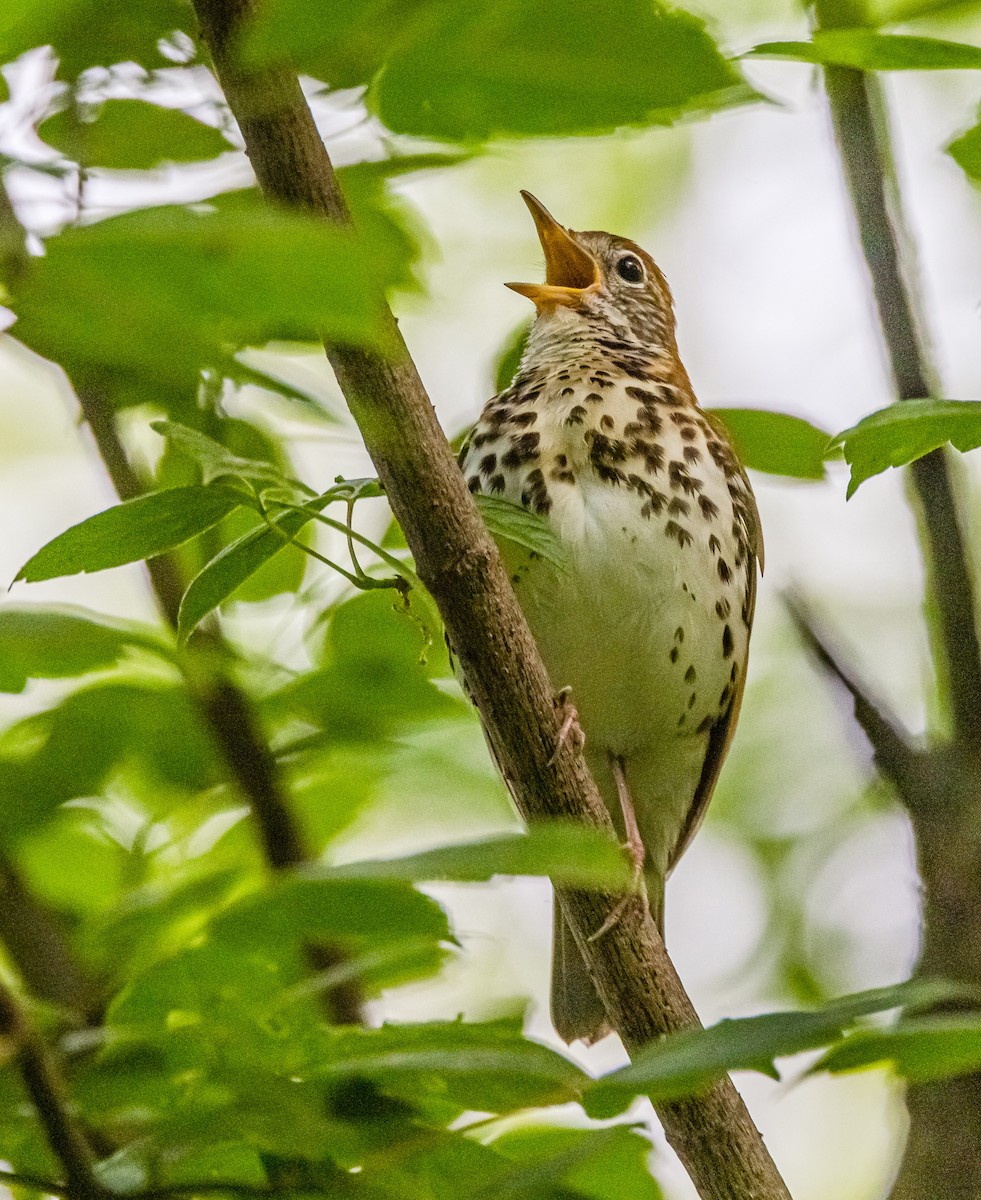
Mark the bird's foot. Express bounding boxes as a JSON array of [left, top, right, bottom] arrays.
[[549, 686, 585, 765], [589, 754, 647, 941]]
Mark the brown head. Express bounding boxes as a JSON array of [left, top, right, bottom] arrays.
[[507, 191, 678, 353]]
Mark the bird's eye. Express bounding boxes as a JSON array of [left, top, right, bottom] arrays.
[[615, 254, 645, 285]]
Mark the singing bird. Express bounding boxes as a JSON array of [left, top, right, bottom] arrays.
[[458, 193, 763, 1044]]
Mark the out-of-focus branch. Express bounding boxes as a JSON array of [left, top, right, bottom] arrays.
[[188, 4, 794, 1198], [814, 3, 981, 1196], [816, 1, 981, 753], [784, 592, 934, 811], [0, 981, 103, 1200]]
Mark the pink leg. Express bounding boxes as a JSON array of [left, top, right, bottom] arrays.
[[589, 754, 647, 941], [549, 686, 585, 765]]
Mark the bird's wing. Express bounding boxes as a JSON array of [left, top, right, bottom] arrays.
[[667, 457, 762, 873]]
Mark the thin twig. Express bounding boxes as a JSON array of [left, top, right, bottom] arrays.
[[784, 591, 933, 810], [189, 4, 794, 1197], [0, 984, 103, 1200]]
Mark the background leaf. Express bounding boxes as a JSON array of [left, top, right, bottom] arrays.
[[829, 399, 981, 497], [373, 0, 747, 141], [476, 494, 567, 569], [748, 31, 981, 71], [813, 1014, 981, 1083], [39, 99, 230, 170], [0, 605, 168, 693], [949, 118, 981, 182], [706, 408, 829, 480]]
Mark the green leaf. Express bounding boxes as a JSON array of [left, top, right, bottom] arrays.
[[177, 494, 331, 641], [828, 398, 981, 497], [813, 1013, 981, 1082], [316, 823, 633, 890], [0, 605, 169, 692], [373, 0, 749, 141], [0, 0, 193, 79], [39, 99, 230, 170], [949, 118, 981, 182], [476, 494, 567, 570], [306, 1018, 588, 1114], [152, 420, 313, 493], [14, 485, 246, 583], [494, 321, 532, 394], [706, 408, 829, 480], [748, 31, 981, 71], [10, 195, 399, 399], [584, 979, 967, 1116], [490, 1125, 663, 1200]]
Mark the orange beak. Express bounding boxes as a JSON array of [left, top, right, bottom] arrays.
[[505, 191, 600, 310]]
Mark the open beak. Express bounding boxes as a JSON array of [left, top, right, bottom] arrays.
[[505, 190, 600, 311]]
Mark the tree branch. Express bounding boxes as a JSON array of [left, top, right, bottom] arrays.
[[783, 591, 934, 812], [0, 982, 103, 1200], [188, 4, 794, 1197], [816, 3, 981, 752]]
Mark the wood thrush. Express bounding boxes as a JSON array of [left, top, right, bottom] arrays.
[[459, 192, 763, 1044]]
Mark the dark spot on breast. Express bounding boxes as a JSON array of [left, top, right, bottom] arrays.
[[722, 625, 733, 658], [715, 598, 730, 620], [718, 558, 732, 583], [696, 714, 715, 734], [683, 446, 702, 465], [669, 646, 679, 663], [708, 533, 721, 554], [520, 467, 552, 515], [489, 474, 506, 493], [668, 497, 690, 517], [719, 684, 733, 708], [674, 627, 684, 643], [685, 665, 696, 684], [640, 491, 667, 518], [515, 431, 540, 457], [698, 495, 719, 520], [472, 431, 493, 449], [561, 387, 575, 398], [636, 408, 662, 435], [665, 520, 693, 548], [626, 386, 659, 404], [731, 663, 738, 682], [501, 448, 521, 470], [467, 475, 481, 493], [511, 410, 536, 427], [590, 433, 628, 464], [566, 405, 587, 426], [600, 414, 615, 431], [631, 439, 665, 475], [479, 453, 497, 475], [688, 692, 697, 709], [680, 425, 698, 441], [585, 392, 603, 404]]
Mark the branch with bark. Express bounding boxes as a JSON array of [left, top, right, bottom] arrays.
[[813, 3, 981, 1196], [186, 2, 795, 1197]]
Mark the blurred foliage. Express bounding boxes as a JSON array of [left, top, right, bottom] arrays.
[[1, 0, 981, 1198]]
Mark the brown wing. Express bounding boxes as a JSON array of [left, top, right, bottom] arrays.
[[667, 462, 763, 873]]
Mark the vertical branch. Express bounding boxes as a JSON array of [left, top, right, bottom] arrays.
[[816, 5, 981, 751], [0, 981, 103, 1200], [814, 3, 981, 1196]]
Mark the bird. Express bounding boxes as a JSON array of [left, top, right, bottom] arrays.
[[458, 191, 763, 1045]]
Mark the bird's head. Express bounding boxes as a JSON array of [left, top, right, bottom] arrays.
[[506, 190, 676, 350]]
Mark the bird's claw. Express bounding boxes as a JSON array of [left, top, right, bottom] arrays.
[[549, 686, 585, 765]]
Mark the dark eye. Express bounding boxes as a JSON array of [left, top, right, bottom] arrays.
[[615, 254, 645, 284]]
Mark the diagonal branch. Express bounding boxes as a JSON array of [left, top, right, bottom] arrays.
[[188, 3, 794, 1198], [0, 981, 104, 1200], [784, 591, 934, 812]]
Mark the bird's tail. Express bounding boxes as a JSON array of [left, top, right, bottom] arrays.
[[550, 874, 665, 1046]]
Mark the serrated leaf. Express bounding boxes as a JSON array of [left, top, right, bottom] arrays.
[[949, 118, 981, 182], [313, 823, 633, 890], [306, 1018, 587, 1114], [152, 419, 313, 493], [748, 31, 981, 71], [177, 492, 333, 641], [14, 485, 247, 583], [39, 99, 229, 170], [373, 0, 749, 142], [828, 398, 981, 497], [706, 408, 829, 480], [476, 494, 566, 570], [0, 605, 169, 692], [813, 1013, 981, 1082], [584, 979, 968, 1116]]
